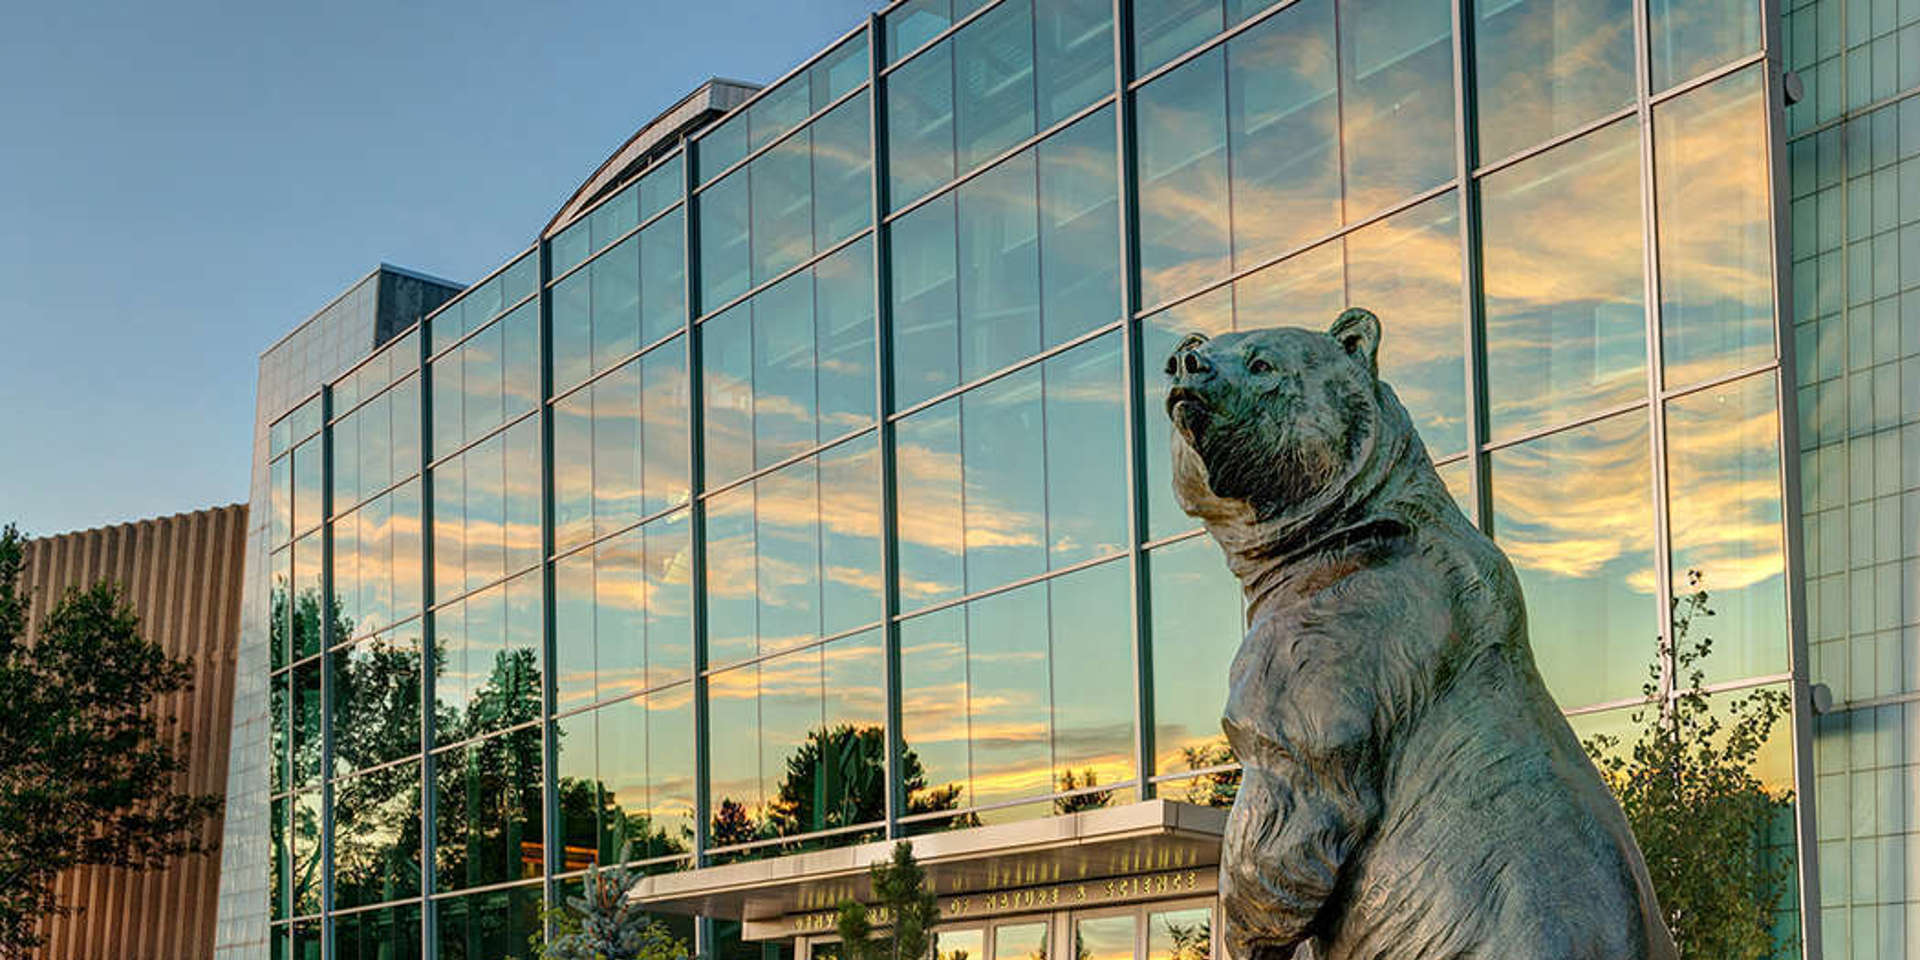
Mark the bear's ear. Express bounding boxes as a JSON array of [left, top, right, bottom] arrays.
[[1328, 308, 1380, 377]]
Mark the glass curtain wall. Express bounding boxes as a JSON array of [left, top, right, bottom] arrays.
[[260, 0, 1806, 955]]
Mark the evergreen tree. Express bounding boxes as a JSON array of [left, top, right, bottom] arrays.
[[836, 842, 938, 960]]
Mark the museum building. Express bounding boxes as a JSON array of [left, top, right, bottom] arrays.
[[211, 0, 1920, 955]]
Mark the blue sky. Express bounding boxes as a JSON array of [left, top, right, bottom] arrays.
[[0, 0, 880, 537]]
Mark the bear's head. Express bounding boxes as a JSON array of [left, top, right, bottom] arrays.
[[1164, 309, 1417, 551]]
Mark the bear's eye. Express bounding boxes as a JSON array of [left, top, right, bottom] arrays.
[[1248, 357, 1275, 375]]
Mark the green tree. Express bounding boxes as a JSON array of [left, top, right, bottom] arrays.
[[836, 842, 938, 960], [0, 524, 223, 952], [1582, 571, 1794, 959]]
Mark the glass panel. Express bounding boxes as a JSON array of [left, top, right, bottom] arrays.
[[1075, 915, 1136, 960], [291, 790, 322, 916], [1490, 409, 1657, 709], [1137, 47, 1231, 306], [1341, 193, 1466, 454], [432, 729, 544, 891], [704, 483, 759, 667], [433, 885, 543, 960], [963, 367, 1048, 590], [812, 93, 873, 251], [1655, 66, 1774, 388], [647, 683, 697, 855], [698, 111, 750, 186], [751, 129, 815, 286], [1665, 373, 1787, 685], [954, 0, 1035, 173], [1226, 0, 1340, 266], [817, 239, 878, 437], [1035, 0, 1111, 127], [553, 342, 690, 551], [433, 570, 543, 744], [966, 583, 1052, 806], [936, 929, 985, 960], [699, 170, 752, 312], [292, 436, 322, 535], [888, 43, 957, 209], [553, 255, 594, 394], [640, 208, 687, 346], [1650, 0, 1760, 92], [270, 797, 286, 917], [1049, 560, 1134, 791], [272, 672, 290, 795], [1037, 108, 1121, 346], [330, 629, 421, 775], [895, 392, 965, 609], [958, 152, 1042, 383], [707, 663, 763, 845], [1474, 0, 1636, 163], [702, 304, 755, 487], [1150, 535, 1243, 774], [753, 267, 821, 466], [821, 629, 890, 826], [757, 645, 827, 840], [900, 606, 970, 811], [757, 464, 824, 656], [1042, 333, 1128, 566], [1338, 0, 1455, 216], [590, 235, 643, 375], [271, 455, 292, 546], [331, 903, 423, 960], [1147, 908, 1213, 960], [331, 761, 422, 909], [292, 531, 323, 659], [644, 513, 694, 690], [1132, 0, 1223, 75], [1481, 120, 1646, 440], [891, 193, 961, 408], [754, 80, 812, 153], [995, 922, 1048, 960], [815, 35, 869, 110], [640, 154, 684, 221]]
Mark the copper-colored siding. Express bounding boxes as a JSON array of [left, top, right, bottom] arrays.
[[20, 504, 246, 960]]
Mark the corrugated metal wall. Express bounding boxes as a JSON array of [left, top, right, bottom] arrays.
[[19, 504, 246, 960]]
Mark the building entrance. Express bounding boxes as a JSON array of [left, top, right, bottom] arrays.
[[798, 899, 1217, 960]]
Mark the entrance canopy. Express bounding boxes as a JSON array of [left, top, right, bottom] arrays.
[[631, 800, 1228, 941]]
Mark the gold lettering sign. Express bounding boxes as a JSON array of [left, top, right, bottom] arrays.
[[777, 869, 1210, 936]]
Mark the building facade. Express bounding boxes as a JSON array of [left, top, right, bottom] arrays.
[[21, 505, 248, 959], [217, 0, 1881, 956]]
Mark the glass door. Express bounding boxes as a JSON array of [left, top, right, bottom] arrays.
[[1072, 913, 1137, 960], [1144, 905, 1212, 960]]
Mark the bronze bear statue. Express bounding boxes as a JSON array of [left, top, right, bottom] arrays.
[[1165, 309, 1676, 960]]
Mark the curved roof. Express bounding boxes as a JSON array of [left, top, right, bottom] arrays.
[[544, 78, 760, 238]]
